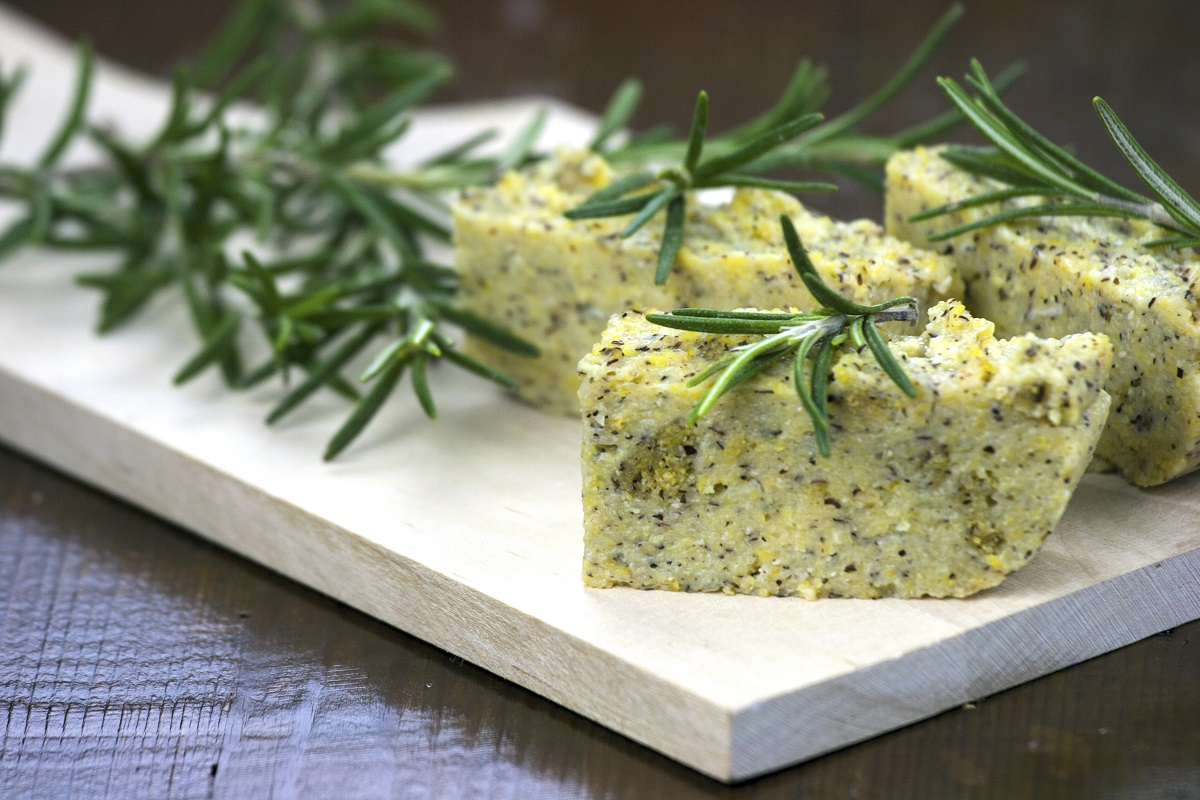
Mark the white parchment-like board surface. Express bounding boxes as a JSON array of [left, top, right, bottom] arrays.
[[0, 7, 1197, 782]]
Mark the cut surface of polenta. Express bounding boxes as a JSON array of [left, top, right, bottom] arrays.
[[886, 145, 1200, 487], [454, 149, 962, 415], [579, 301, 1111, 599]]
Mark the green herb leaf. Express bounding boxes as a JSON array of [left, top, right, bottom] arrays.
[[1095, 97, 1200, 232], [922, 202, 1133, 242], [863, 316, 917, 397], [410, 355, 437, 418], [494, 106, 548, 176], [431, 303, 540, 357], [692, 112, 822, 182], [437, 340, 519, 389], [653, 195, 685, 286], [173, 310, 241, 385], [809, 336, 835, 456], [564, 190, 659, 220], [40, 42, 93, 168], [0, 217, 34, 260], [621, 187, 677, 238], [324, 360, 407, 461], [682, 92, 709, 175], [0, 65, 29, 146], [589, 78, 643, 153], [191, 0, 274, 87], [802, 4, 963, 153], [265, 324, 381, 424]]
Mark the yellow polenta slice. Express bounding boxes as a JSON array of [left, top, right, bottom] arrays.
[[579, 301, 1111, 599]]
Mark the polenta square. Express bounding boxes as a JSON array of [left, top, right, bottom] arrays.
[[454, 150, 962, 415], [579, 301, 1111, 599], [887, 146, 1200, 486]]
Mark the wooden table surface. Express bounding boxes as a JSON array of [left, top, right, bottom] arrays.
[[2, 1, 1199, 797]]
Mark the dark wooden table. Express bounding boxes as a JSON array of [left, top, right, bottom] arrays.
[[3, 1, 1199, 797]]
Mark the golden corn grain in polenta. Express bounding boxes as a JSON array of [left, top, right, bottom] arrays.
[[579, 301, 1111, 599], [886, 146, 1200, 487], [454, 149, 962, 415]]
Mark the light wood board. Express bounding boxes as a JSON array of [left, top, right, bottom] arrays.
[[1, 8, 1198, 782]]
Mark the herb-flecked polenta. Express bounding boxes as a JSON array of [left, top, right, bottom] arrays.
[[579, 301, 1112, 599], [454, 149, 962, 415], [886, 145, 1200, 487]]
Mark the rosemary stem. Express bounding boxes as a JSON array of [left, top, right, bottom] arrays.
[[871, 304, 919, 325], [778, 314, 845, 347], [344, 162, 426, 189], [1095, 193, 1182, 231]]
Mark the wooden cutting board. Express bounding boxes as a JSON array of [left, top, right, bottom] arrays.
[[1, 7, 1197, 782]]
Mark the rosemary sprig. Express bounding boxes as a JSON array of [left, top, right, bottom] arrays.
[[566, 90, 831, 285], [563, 4, 974, 285], [911, 60, 1200, 248], [0, 0, 542, 460], [647, 216, 918, 456]]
